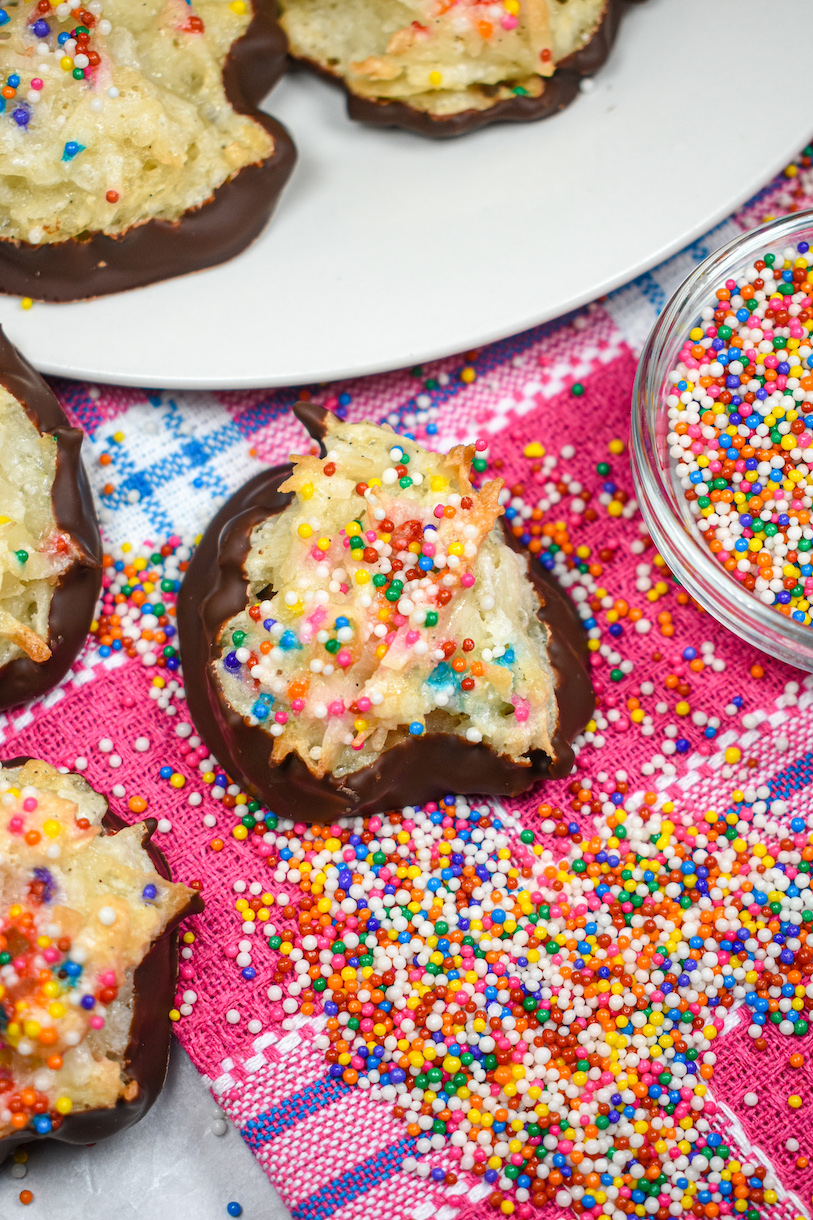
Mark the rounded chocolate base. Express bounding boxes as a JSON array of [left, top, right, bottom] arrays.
[[292, 0, 643, 137], [0, 0, 296, 301], [0, 328, 102, 712], [178, 413, 594, 822], [0, 758, 204, 1157]]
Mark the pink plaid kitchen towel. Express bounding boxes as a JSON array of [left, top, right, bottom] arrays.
[[3, 149, 813, 1220]]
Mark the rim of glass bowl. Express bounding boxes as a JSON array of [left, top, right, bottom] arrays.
[[630, 208, 813, 671]]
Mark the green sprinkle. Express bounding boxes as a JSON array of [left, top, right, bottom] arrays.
[[571, 382, 584, 396], [15, 549, 28, 564]]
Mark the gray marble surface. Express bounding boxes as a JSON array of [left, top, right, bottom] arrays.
[[1, 1047, 291, 1219]]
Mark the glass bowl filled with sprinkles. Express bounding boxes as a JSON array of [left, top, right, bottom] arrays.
[[631, 209, 813, 670]]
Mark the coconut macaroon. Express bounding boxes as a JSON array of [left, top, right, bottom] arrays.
[[278, 0, 632, 132], [0, 328, 101, 711], [179, 407, 594, 821], [0, 0, 295, 298], [0, 387, 73, 670], [0, 759, 200, 1148]]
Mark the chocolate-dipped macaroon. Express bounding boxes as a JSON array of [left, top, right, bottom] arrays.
[[0, 0, 295, 301], [0, 328, 101, 711], [0, 758, 203, 1156], [278, 0, 647, 137], [178, 405, 593, 822]]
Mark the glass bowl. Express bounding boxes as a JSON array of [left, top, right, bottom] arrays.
[[630, 208, 813, 671]]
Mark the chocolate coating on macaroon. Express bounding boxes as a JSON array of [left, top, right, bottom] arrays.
[[177, 405, 594, 822], [0, 757, 204, 1157], [0, 328, 102, 712], [0, 0, 295, 302], [296, 0, 645, 138]]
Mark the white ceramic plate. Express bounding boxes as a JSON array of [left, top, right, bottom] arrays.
[[1, 0, 812, 390]]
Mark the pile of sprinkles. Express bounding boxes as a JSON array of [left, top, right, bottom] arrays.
[[214, 786, 812, 1217], [667, 238, 813, 625]]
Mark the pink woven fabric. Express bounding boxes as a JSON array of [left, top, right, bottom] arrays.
[[3, 155, 813, 1219]]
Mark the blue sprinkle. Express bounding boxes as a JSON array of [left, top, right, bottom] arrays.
[[226, 1206, 243, 1218], [142, 884, 158, 901], [7, 74, 20, 88], [62, 141, 85, 162], [12, 106, 29, 127], [408, 722, 424, 735]]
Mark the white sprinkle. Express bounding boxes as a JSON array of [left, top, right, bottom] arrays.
[[225, 1009, 240, 1025], [98, 906, 117, 926], [157, 818, 172, 833], [99, 739, 114, 754], [744, 1092, 758, 1106]]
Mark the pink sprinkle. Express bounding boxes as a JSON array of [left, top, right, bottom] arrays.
[[500, 13, 517, 27], [22, 798, 37, 812], [365, 530, 377, 542], [405, 630, 419, 645], [460, 573, 475, 587], [422, 543, 436, 557], [291, 699, 305, 713], [100, 969, 117, 986], [328, 700, 345, 716], [340, 583, 349, 594], [336, 648, 352, 668], [357, 697, 371, 712], [30, 78, 43, 90], [42, 947, 60, 963], [275, 710, 289, 725], [89, 1015, 105, 1029], [433, 505, 445, 518], [8, 817, 23, 834]]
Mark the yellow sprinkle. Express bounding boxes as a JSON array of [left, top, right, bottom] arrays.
[[523, 442, 545, 458], [55, 1097, 73, 1115], [608, 438, 625, 455], [724, 746, 741, 764], [60, 55, 74, 71], [233, 825, 248, 840], [788, 1094, 803, 1108], [298, 523, 313, 538], [300, 482, 314, 500], [20, 297, 33, 311], [13, 1151, 28, 1163], [607, 501, 623, 517], [317, 536, 331, 551], [230, 0, 248, 11], [429, 70, 442, 86], [460, 366, 476, 383], [354, 569, 370, 584], [429, 476, 447, 491], [42, 819, 61, 838], [675, 701, 690, 716], [183, 931, 196, 944], [169, 1008, 181, 1022]]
